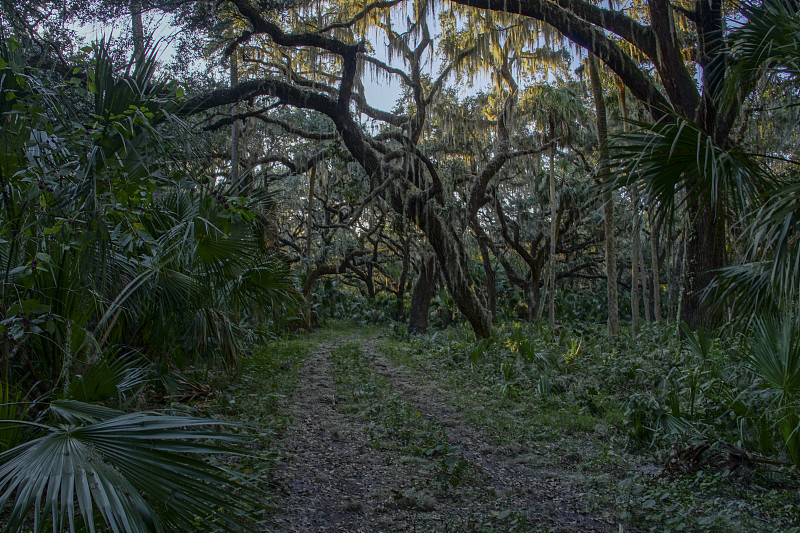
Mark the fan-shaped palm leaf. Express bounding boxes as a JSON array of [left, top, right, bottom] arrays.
[[746, 315, 800, 464], [713, 178, 800, 319], [0, 400, 254, 533], [610, 115, 768, 228], [729, 0, 800, 88]]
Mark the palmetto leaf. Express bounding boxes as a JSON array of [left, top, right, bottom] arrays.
[[745, 315, 800, 464], [709, 174, 800, 322], [0, 401, 254, 533], [730, 0, 800, 85], [609, 115, 768, 228], [228, 258, 301, 311], [747, 316, 800, 404]]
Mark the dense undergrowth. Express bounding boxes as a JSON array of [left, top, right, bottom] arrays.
[[198, 312, 800, 531], [375, 317, 800, 532], [195, 337, 317, 530]]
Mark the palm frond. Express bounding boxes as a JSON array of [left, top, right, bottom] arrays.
[[609, 114, 769, 227], [710, 178, 800, 322], [731, 0, 800, 83], [0, 401, 254, 533]]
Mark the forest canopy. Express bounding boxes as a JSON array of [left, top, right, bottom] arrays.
[[1, 0, 800, 530]]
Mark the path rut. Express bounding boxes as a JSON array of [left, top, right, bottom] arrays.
[[268, 335, 616, 532]]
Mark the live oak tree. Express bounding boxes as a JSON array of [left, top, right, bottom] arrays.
[[445, 0, 768, 329], [180, 0, 631, 336], [182, 0, 496, 337], [93, 0, 791, 335]]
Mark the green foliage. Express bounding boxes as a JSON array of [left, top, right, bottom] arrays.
[[746, 315, 800, 465], [378, 316, 800, 531], [0, 384, 25, 453], [328, 340, 475, 493], [610, 114, 766, 228], [0, 36, 298, 394], [67, 350, 149, 405], [0, 400, 253, 533], [425, 444, 471, 490], [617, 471, 768, 532], [714, 178, 800, 322], [729, 0, 800, 89], [0, 36, 298, 533]]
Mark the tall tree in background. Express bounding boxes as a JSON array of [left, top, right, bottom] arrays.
[[447, 0, 766, 329], [588, 54, 618, 336], [230, 51, 241, 186], [129, 0, 144, 63]]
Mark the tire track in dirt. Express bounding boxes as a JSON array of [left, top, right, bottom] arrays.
[[362, 337, 617, 533], [267, 338, 490, 531], [267, 338, 394, 532]]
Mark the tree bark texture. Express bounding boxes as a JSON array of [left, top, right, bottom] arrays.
[[589, 54, 619, 336], [668, 229, 684, 324], [527, 270, 542, 321], [396, 235, 410, 322], [649, 210, 662, 321], [130, 0, 144, 64], [681, 203, 725, 329], [408, 254, 438, 334], [631, 195, 642, 336], [548, 121, 557, 331], [639, 232, 652, 323], [230, 54, 241, 187], [305, 165, 316, 329], [478, 237, 497, 323]]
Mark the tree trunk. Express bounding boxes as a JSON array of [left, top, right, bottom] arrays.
[[408, 254, 438, 334], [527, 267, 543, 321], [130, 0, 144, 64], [366, 240, 378, 299], [639, 230, 652, 323], [230, 54, 241, 187], [538, 267, 549, 319], [186, 60, 494, 339], [681, 203, 725, 329], [649, 210, 662, 321], [305, 165, 316, 329], [396, 235, 410, 322], [631, 204, 641, 336], [477, 237, 497, 323], [405, 193, 492, 338], [620, 87, 640, 337], [668, 229, 683, 324], [548, 120, 557, 331], [589, 54, 618, 336]]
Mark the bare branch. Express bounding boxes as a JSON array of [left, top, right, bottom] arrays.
[[318, 0, 403, 33]]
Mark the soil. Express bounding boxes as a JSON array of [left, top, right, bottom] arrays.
[[266, 336, 618, 532]]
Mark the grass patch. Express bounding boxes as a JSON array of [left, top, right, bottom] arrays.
[[185, 335, 317, 529], [329, 341, 449, 456], [327, 340, 478, 492], [378, 321, 800, 532]]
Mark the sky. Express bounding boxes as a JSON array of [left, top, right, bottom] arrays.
[[71, 3, 493, 113]]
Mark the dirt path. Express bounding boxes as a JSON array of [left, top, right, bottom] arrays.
[[364, 337, 616, 532], [268, 335, 617, 532], [268, 338, 442, 532]]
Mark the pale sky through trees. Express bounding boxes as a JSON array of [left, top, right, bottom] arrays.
[[70, 3, 495, 112]]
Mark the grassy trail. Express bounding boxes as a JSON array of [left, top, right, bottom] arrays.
[[212, 324, 799, 532], [266, 332, 613, 532]]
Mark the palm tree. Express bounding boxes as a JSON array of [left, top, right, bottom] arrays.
[[0, 38, 295, 532], [523, 84, 585, 330], [610, 0, 800, 329]]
